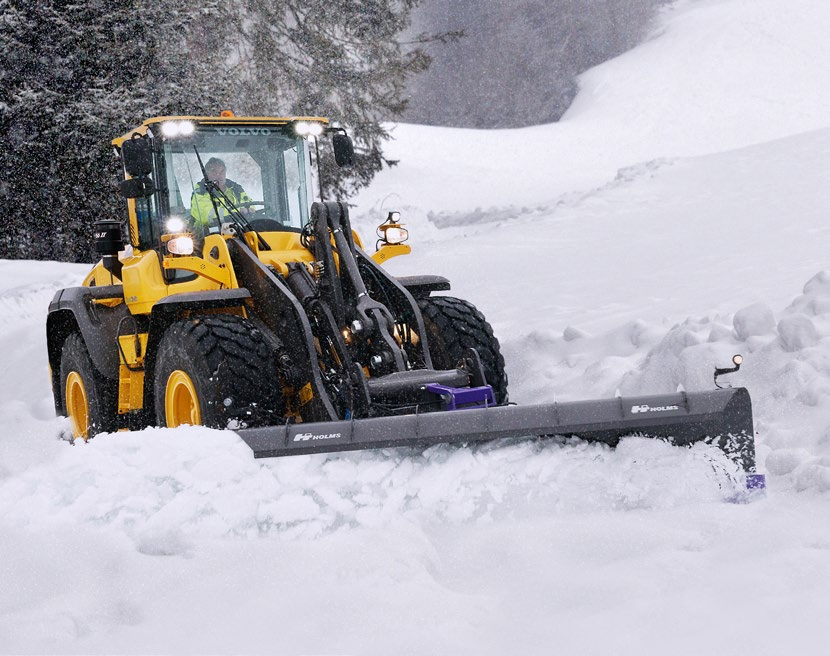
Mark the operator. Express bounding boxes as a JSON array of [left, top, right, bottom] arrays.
[[190, 157, 253, 234]]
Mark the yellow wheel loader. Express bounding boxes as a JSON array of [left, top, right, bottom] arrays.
[[46, 113, 764, 491]]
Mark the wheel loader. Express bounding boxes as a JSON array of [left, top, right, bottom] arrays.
[[46, 113, 765, 491]]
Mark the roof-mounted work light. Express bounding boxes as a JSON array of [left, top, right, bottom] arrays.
[[160, 120, 195, 138], [294, 120, 325, 137]]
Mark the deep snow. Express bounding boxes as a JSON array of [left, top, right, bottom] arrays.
[[3, 0, 830, 653]]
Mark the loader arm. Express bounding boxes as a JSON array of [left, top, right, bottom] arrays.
[[227, 237, 340, 423]]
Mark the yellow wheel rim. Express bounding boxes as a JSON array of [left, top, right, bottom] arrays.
[[165, 370, 202, 428], [65, 371, 89, 441]]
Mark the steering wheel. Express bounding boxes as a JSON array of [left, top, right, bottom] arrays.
[[237, 201, 287, 232], [237, 200, 267, 217]]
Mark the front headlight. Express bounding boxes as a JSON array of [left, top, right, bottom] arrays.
[[165, 217, 186, 233], [383, 226, 409, 244], [166, 236, 194, 255], [377, 211, 409, 246]]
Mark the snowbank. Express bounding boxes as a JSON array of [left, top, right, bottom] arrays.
[[4, 0, 830, 653], [353, 0, 830, 215]]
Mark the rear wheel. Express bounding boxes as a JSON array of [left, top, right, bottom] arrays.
[[154, 315, 284, 429], [60, 333, 117, 441], [418, 296, 509, 404]]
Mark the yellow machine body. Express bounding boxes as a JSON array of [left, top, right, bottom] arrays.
[[80, 115, 409, 417]]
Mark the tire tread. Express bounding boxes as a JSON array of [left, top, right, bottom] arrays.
[[418, 296, 509, 404]]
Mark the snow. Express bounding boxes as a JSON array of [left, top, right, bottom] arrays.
[[3, 0, 830, 653], [354, 0, 830, 214]]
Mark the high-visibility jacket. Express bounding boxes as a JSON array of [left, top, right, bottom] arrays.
[[190, 179, 253, 230]]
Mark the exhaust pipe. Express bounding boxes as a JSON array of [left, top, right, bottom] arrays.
[[93, 219, 124, 281]]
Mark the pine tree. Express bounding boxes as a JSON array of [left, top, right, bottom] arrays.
[[0, 0, 430, 261], [222, 0, 432, 197], [0, 0, 228, 260]]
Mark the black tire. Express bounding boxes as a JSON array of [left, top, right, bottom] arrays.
[[153, 315, 285, 429], [60, 332, 118, 441], [418, 296, 509, 404]]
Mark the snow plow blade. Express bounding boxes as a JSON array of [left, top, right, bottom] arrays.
[[237, 387, 762, 484]]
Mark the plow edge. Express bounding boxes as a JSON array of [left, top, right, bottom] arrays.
[[237, 387, 762, 488]]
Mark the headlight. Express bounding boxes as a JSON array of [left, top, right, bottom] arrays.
[[165, 217, 186, 233], [376, 210, 409, 246], [166, 236, 194, 255], [161, 120, 195, 138], [294, 120, 324, 137], [384, 227, 409, 244]]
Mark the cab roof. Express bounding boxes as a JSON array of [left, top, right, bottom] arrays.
[[112, 115, 330, 147]]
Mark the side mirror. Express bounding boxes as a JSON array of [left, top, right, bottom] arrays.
[[332, 133, 355, 167], [121, 135, 153, 177], [119, 176, 155, 198]]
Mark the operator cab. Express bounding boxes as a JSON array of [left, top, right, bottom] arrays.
[[161, 121, 313, 239], [115, 115, 354, 258]]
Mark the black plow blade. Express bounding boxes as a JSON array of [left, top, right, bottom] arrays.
[[237, 387, 763, 489]]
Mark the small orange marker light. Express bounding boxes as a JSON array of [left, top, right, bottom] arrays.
[[220, 109, 235, 117]]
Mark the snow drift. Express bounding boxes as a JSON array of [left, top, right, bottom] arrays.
[[3, 0, 830, 653]]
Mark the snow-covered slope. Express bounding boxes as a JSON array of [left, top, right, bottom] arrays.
[[3, 1, 830, 653], [353, 0, 830, 214]]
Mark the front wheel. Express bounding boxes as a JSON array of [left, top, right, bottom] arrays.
[[60, 333, 117, 441], [154, 315, 285, 429], [418, 296, 509, 404]]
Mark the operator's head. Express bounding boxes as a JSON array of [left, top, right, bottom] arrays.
[[205, 157, 227, 189]]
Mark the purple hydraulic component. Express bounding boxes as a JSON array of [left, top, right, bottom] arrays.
[[426, 383, 496, 410], [745, 473, 766, 491]]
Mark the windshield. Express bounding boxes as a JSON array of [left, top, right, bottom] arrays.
[[159, 127, 313, 235]]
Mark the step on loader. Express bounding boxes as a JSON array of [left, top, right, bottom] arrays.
[[46, 113, 764, 492]]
